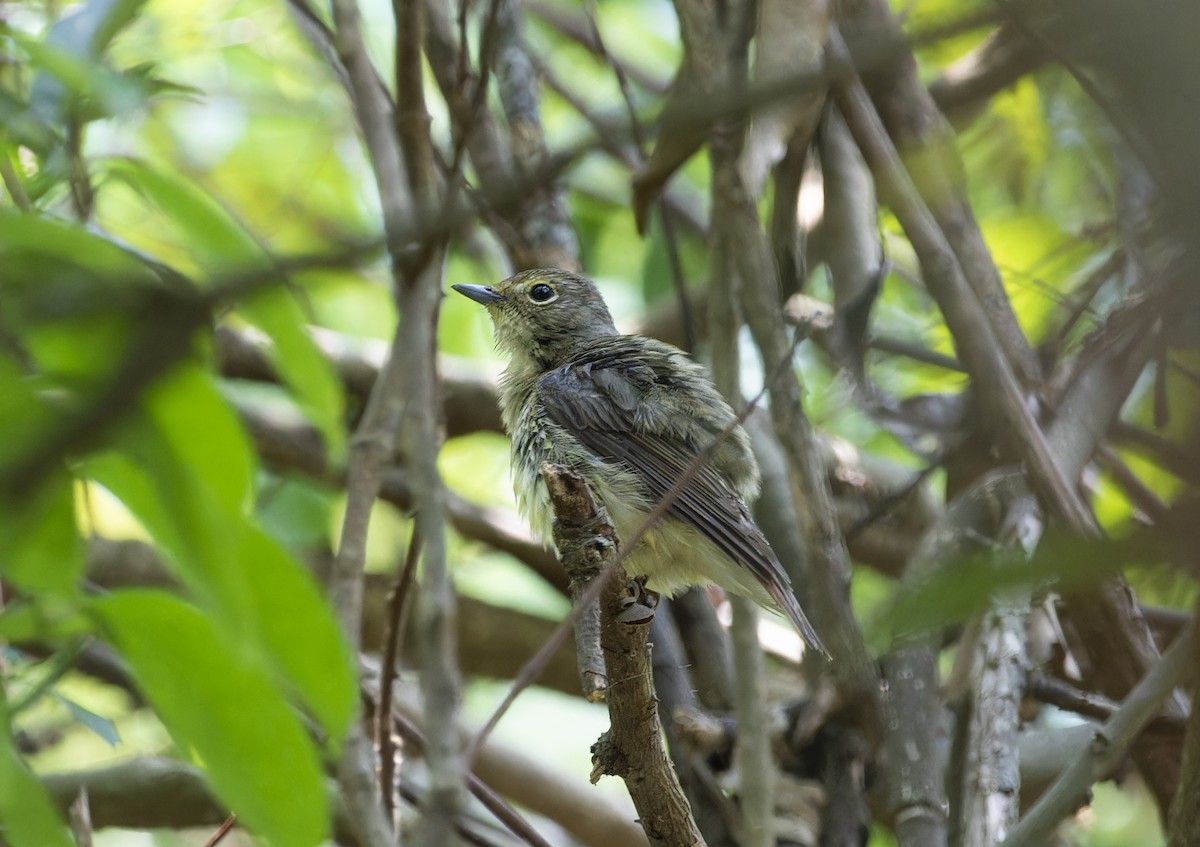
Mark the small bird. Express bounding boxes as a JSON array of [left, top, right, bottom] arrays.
[[453, 269, 826, 657]]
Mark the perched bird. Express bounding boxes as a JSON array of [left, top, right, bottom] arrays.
[[453, 269, 826, 657]]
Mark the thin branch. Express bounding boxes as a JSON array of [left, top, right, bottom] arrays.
[[582, 2, 696, 351], [829, 27, 1098, 536], [928, 22, 1046, 125], [1029, 672, 1186, 735], [376, 527, 422, 819], [1001, 621, 1198, 846], [202, 814, 238, 847], [491, 0, 582, 271], [384, 706, 557, 847], [730, 598, 773, 847], [957, 495, 1039, 847], [329, 0, 412, 238], [837, 0, 1041, 385]]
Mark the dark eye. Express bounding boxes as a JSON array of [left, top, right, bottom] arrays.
[[528, 283, 556, 303]]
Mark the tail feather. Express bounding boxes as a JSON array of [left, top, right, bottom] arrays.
[[765, 581, 829, 660]]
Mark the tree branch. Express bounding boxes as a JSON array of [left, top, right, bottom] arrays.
[[1001, 621, 1197, 846], [538, 464, 706, 847]]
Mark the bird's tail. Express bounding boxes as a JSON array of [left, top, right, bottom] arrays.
[[765, 582, 830, 660]]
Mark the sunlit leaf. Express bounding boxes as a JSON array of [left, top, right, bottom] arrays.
[[93, 590, 329, 847], [0, 696, 75, 847], [0, 470, 83, 598], [237, 526, 356, 744], [239, 289, 346, 463], [110, 161, 346, 457], [88, 367, 353, 742], [143, 365, 255, 513]]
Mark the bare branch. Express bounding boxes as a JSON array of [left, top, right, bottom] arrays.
[[828, 27, 1096, 534], [1001, 622, 1197, 846], [538, 465, 706, 847], [837, 0, 1040, 384], [928, 23, 1046, 126]]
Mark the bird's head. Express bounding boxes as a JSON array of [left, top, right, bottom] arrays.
[[452, 269, 618, 370]]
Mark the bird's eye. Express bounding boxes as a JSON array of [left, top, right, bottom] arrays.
[[528, 283, 556, 303]]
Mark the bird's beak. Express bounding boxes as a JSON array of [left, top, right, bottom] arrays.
[[451, 283, 506, 305]]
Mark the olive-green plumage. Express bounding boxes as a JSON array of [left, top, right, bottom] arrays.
[[452, 269, 825, 657]]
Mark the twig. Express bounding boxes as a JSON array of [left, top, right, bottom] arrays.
[[837, 0, 1041, 385], [376, 527, 422, 818], [1094, 445, 1169, 524], [202, 814, 238, 847], [867, 334, 964, 372], [582, 2, 697, 351], [1000, 621, 1198, 846], [546, 462, 609, 702], [386, 705, 557, 847], [956, 495, 1039, 847], [730, 597, 773, 847], [1029, 672, 1186, 735], [491, 0, 582, 271], [1168, 600, 1200, 847], [442, 0, 504, 185]]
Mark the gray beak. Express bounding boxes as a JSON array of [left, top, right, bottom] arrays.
[[452, 283, 506, 305]]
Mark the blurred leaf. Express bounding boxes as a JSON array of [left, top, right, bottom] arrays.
[[0, 470, 83, 598], [0, 90, 59, 153], [258, 475, 333, 548], [143, 364, 255, 513], [239, 289, 346, 463], [237, 526, 356, 744], [25, 0, 149, 124], [16, 40, 143, 128], [0, 696, 75, 847], [88, 367, 353, 742], [93, 590, 328, 847], [0, 603, 90, 643], [108, 158, 265, 271], [0, 208, 165, 305], [875, 523, 1184, 643], [110, 161, 346, 455], [86, 418, 251, 622], [53, 692, 121, 747]]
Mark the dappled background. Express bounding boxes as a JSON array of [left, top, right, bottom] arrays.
[[2, 0, 1199, 846]]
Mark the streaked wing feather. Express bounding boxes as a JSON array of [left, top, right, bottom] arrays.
[[539, 358, 786, 598]]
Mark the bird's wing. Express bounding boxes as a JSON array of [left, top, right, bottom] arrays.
[[538, 351, 825, 654]]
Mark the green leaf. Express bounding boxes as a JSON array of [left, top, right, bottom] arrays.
[[239, 290, 346, 463], [0, 696, 76, 847], [238, 526, 356, 743], [108, 158, 265, 272], [142, 365, 255, 514], [89, 370, 353, 742], [0, 470, 83, 597], [87, 379, 253, 621], [93, 591, 329, 847], [0, 603, 90, 643], [108, 161, 346, 458]]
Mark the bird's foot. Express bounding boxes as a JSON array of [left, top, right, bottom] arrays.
[[615, 576, 658, 625]]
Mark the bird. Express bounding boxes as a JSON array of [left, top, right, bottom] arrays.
[[452, 268, 826, 657]]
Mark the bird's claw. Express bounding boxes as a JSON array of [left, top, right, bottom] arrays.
[[615, 577, 659, 625]]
